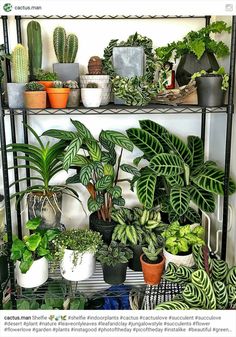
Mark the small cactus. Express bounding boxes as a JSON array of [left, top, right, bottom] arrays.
[[53, 27, 78, 63], [86, 82, 98, 88], [25, 81, 44, 91], [63, 80, 79, 89], [53, 80, 63, 88], [12, 44, 28, 83]]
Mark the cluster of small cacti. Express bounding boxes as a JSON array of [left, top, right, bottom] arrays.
[[155, 244, 236, 310], [86, 82, 98, 88], [53, 27, 78, 63], [53, 80, 63, 88], [12, 44, 28, 83], [88, 56, 103, 75], [63, 80, 79, 89], [25, 81, 45, 91], [27, 20, 42, 80]]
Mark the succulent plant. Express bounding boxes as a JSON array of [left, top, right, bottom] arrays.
[[25, 81, 45, 91], [53, 27, 78, 63], [12, 44, 28, 83], [142, 243, 163, 262], [34, 69, 58, 81], [86, 82, 98, 88], [53, 80, 63, 88], [63, 80, 79, 89], [88, 56, 103, 75], [27, 20, 42, 80]]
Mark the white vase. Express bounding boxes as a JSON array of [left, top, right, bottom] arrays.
[[15, 257, 48, 288], [163, 248, 195, 269], [80, 75, 111, 105], [81, 88, 102, 108], [60, 249, 96, 281]]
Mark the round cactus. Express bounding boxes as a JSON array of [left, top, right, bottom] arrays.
[[12, 44, 28, 83]]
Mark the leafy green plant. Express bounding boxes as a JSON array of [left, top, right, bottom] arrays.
[[42, 119, 133, 221], [191, 66, 229, 91], [34, 69, 58, 81], [162, 221, 204, 255], [52, 228, 103, 266], [123, 120, 236, 223], [10, 217, 59, 273], [53, 27, 78, 63], [25, 81, 45, 91], [155, 21, 231, 63], [96, 241, 133, 267], [142, 243, 162, 262]]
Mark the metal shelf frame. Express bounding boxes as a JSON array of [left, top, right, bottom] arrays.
[[0, 15, 235, 309]]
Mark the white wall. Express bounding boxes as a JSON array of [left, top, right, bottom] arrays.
[[0, 15, 235, 264]]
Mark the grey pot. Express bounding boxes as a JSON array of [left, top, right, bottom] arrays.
[[27, 191, 62, 229], [112, 47, 144, 104], [67, 89, 80, 108], [196, 75, 225, 107], [53, 63, 80, 82], [7, 83, 26, 108]]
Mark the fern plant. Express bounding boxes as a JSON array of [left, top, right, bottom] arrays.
[[123, 120, 236, 224], [42, 119, 133, 221]]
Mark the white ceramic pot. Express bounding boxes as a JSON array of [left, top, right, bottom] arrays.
[[15, 257, 48, 288], [163, 248, 195, 269], [60, 249, 96, 281], [81, 88, 102, 108], [80, 75, 111, 105]]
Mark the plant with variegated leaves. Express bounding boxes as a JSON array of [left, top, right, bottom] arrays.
[[42, 120, 133, 221], [122, 120, 236, 224]]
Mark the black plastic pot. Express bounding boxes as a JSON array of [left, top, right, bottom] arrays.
[[176, 52, 219, 86], [128, 245, 143, 271], [89, 213, 117, 244], [102, 263, 128, 285], [196, 75, 225, 107], [0, 255, 8, 284]]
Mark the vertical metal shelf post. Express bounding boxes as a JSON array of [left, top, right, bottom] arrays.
[[221, 16, 236, 260]]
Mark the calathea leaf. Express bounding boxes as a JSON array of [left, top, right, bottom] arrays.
[[87, 197, 101, 213], [103, 163, 114, 176], [70, 119, 94, 140], [100, 130, 133, 152], [85, 138, 102, 162], [120, 164, 141, 177], [126, 128, 163, 159], [66, 173, 80, 184], [170, 186, 190, 216], [167, 133, 193, 167], [166, 175, 184, 187], [101, 151, 116, 165], [187, 136, 204, 170], [71, 154, 90, 167], [136, 168, 157, 209], [42, 129, 77, 140], [107, 186, 122, 198], [95, 175, 113, 191], [63, 137, 83, 171], [112, 197, 125, 206], [133, 155, 144, 166], [188, 184, 215, 213], [79, 164, 94, 186], [185, 207, 201, 224], [93, 162, 104, 179], [192, 166, 236, 195], [149, 153, 184, 177], [99, 133, 115, 151]]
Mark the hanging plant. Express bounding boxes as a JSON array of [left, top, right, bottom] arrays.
[[102, 32, 166, 106]]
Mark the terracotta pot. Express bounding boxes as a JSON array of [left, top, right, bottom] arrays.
[[24, 91, 46, 109], [46, 88, 70, 108], [38, 81, 54, 107], [140, 254, 165, 285]]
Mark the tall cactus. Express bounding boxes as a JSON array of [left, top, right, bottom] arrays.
[[53, 27, 66, 63], [27, 20, 42, 80], [53, 27, 78, 63], [12, 44, 28, 83], [66, 34, 78, 63]]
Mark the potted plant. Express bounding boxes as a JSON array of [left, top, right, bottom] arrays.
[[7, 124, 79, 229], [53, 26, 79, 82], [27, 20, 42, 80], [7, 44, 28, 108], [24, 81, 46, 109], [46, 80, 70, 108], [63, 80, 80, 108], [155, 20, 231, 86], [162, 221, 205, 267], [43, 119, 134, 242], [10, 217, 59, 288], [140, 243, 165, 285], [81, 82, 102, 108], [34, 68, 58, 89], [192, 67, 229, 107], [52, 228, 102, 281], [80, 56, 111, 105], [96, 241, 133, 285], [123, 120, 236, 225]]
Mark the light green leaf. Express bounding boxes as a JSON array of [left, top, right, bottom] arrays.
[[25, 233, 41, 252], [188, 184, 215, 213], [85, 139, 102, 162], [187, 136, 204, 170], [95, 175, 113, 191], [25, 217, 41, 230], [71, 154, 90, 167], [42, 129, 77, 140], [79, 164, 93, 186], [71, 119, 94, 139]]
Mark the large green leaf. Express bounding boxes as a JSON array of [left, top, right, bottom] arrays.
[[126, 128, 163, 159], [107, 186, 122, 198], [95, 175, 113, 191], [42, 129, 77, 140], [79, 164, 93, 186], [120, 164, 141, 177], [166, 175, 184, 187], [188, 184, 215, 213], [185, 207, 201, 223], [71, 119, 94, 140], [136, 169, 157, 209], [63, 138, 83, 171], [85, 139, 102, 162], [25, 217, 41, 230], [100, 130, 133, 152], [170, 186, 190, 216], [71, 154, 90, 167], [66, 173, 80, 184], [167, 133, 193, 167], [139, 119, 171, 151], [25, 233, 41, 252], [112, 197, 125, 206], [192, 166, 236, 195], [99, 133, 115, 151], [149, 153, 184, 177], [93, 162, 104, 179], [87, 197, 101, 213], [187, 136, 204, 170]]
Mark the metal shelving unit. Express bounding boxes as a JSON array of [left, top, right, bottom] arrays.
[[0, 15, 235, 310]]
